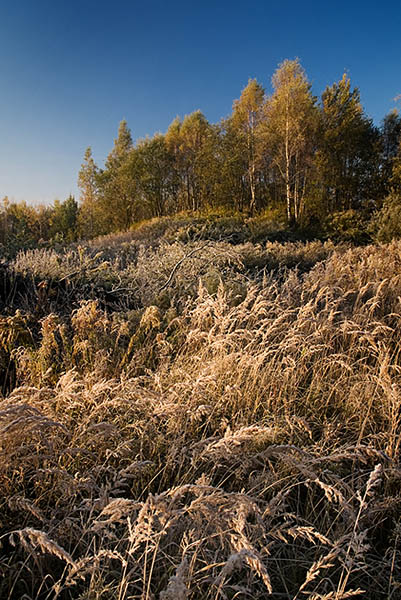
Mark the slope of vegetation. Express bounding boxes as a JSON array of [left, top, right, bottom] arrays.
[[1, 222, 401, 599]]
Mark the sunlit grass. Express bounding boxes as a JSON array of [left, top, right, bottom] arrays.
[[0, 230, 401, 598]]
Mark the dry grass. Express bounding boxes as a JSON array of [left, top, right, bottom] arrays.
[[1, 236, 401, 598]]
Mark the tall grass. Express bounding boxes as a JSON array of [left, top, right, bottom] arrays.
[[0, 235, 401, 598]]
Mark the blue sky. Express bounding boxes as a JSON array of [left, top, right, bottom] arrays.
[[0, 0, 400, 204]]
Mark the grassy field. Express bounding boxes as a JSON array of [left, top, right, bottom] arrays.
[[0, 218, 400, 599]]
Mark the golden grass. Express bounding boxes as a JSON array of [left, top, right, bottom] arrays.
[[1, 239, 401, 598]]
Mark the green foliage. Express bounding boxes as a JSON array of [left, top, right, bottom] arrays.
[[166, 110, 218, 212], [2, 59, 401, 255], [374, 191, 401, 242], [105, 119, 133, 171], [264, 59, 319, 225], [132, 134, 177, 218], [381, 110, 401, 192], [0, 196, 79, 258], [231, 78, 265, 213], [391, 138, 401, 191], [51, 195, 78, 242], [315, 74, 381, 213], [324, 209, 372, 243], [78, 147, 102, 238], [96, 120, 137, 233]]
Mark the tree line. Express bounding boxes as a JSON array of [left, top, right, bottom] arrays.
[[1, 59, 401, 253]]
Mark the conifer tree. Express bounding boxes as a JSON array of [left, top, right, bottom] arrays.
[[100, 120, 137, 231], [78, 147, 100, 238], [105, 119, 133, 170]]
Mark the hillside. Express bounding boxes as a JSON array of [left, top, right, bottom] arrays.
[[0, 220, 401, 599]]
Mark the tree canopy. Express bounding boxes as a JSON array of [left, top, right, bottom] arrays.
[[2, 58, 401, 252]]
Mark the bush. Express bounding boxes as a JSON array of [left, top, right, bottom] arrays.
[[324, 209, 372, 243], [374, 191, 401, 242]]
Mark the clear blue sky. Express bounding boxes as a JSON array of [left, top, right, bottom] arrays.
[[0, 0, 400, 205]]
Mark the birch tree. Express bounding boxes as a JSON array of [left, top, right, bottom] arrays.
[[231, 79, 265, 214], [134, 134, 176, 218], [265, 60, 317, 225], [166, 111, 216, 212]]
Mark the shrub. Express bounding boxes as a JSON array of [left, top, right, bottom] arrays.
[[324, 209, 372, 243], [374, 191, 401, 242]]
